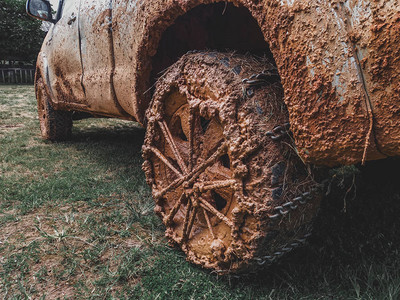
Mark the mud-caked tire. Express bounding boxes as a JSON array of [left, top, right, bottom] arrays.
[[36, 77, 72, 141], [142, 52, 322, 274]]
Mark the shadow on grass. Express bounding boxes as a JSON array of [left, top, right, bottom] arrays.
[[0, 119, 150, 215], [67, 121, 147, 186], [70, 121, 145, 157], [217, 158, 400, 298], [131, 159, 400, 299]]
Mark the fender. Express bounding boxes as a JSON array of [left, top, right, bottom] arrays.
[[112, 0, 400, 166]]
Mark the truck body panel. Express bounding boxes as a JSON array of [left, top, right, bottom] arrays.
[[36, 0, 400, 166]]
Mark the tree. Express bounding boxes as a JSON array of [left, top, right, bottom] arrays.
[[0, 0, 46, 64]]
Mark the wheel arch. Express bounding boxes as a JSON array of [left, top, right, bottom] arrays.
[[112, 0, 380, 166], [113, 1, 270, 125]]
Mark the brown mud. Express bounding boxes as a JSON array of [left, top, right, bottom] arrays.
[[111, 0, 400, 166], [142, 52, 321, 274]]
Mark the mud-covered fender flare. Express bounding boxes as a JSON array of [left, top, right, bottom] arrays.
[[114, 0, 398, 166]]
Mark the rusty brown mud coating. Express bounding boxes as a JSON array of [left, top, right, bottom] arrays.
[[361, 4, 400, 157], [142, 52, 321, 274], [109, 0, 400, 166], [36, 0, 400, 166]]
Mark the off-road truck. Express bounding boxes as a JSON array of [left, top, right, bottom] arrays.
[[27, 0, 400, 274]]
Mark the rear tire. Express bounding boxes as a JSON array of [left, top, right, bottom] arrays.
[[143, 52, 322, 274], [36, 77, 72, 141]]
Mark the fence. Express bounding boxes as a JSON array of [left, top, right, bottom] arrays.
[[0, 68, 35, 84]]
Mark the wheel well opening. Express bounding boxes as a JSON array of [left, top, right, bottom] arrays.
[[150, 3, 274, 86]]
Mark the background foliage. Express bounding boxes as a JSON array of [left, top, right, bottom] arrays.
[[0, 0, 45, 64]]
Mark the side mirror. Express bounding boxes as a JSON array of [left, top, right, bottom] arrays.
[[26, 0, 55, 23]]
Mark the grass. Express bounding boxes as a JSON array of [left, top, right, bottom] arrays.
[[1, 85, 400, 299]]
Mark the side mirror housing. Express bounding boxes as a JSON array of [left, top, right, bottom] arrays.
[[26, 0, 55, 23]]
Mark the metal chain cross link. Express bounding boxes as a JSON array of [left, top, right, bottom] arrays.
[[254, 231, 313, 266], [266, 122, 291, 141], [268, 191, 313, 220], [242, 69, 280, 98], [251, 186, 321, 266], [238, 65, 320, 270]]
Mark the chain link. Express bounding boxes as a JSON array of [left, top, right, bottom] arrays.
[[242, 69, 280, 86], [268, 191, 313, 220], [254, 231, 313, 266], [242, 70, 279, 98], [266, 122, 291, 141], [251, 186, 320, 266]]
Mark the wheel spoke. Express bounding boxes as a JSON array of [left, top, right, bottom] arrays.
[[148, 146, 182, 177], [164, 192, 185, 225], [158, 120, 188, 174], [199, 197, 233, 228], [203, 208, 215, 239], [195, 179, 236, 192], [186, 142, 228, 186], [181, 199, 193, 242], [155, 177, 184, 199], [188, 108, 195, 171], [185, 200, 199, 241]]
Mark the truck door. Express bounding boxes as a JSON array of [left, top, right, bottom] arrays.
[[46, 0, 87, 109], [78, 0, 128, 118]]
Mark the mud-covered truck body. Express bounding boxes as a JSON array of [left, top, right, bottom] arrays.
[[27, 0, 400, 273]]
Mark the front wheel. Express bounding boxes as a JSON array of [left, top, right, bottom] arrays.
[[142, 52, 322, 274], [36, 77, 72, 141]]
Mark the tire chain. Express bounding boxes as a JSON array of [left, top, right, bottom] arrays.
[[242, 69, 280, 98], [242, 69, 320, 270], [215, 53, 319, 272], [253, 187, 321, 267], [253, 231, 313, 266]]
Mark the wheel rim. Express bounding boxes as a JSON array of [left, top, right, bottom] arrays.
[[145, 90, 246, 266]]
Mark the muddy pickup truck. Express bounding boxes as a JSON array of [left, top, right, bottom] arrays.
[[27, 0, 400, 274]]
